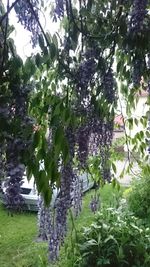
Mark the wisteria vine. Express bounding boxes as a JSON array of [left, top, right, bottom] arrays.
[[0, 0, 150, 263]]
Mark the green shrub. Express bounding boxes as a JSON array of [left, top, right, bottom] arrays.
[[127, 174, 150, 219], [66, 207, 150, 267]]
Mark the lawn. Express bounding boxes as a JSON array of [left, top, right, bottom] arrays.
[[0, 184, 124, 267]]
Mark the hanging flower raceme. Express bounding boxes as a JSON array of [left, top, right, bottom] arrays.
[[102, 68, 116, 104], [76, 56, 96, 102], [56, 163, 73, 240], [129, 0, 148, 34], [15, 0, 40, 47], [3, 82, 34, 211], [0, 142, 6, 192], [53, 0, 65, 21], [37, 197, 48, 241], [90, 193, 100, 213], [5, 139, 25, 211], [71, 172, 82, 217], [47, 163, 73, 261], [77, 125, 90, 168], [89, 118, 113, 182], [147, 54, 150, 69]]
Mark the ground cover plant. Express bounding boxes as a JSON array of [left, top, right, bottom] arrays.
[[66, 208, 150, 267]]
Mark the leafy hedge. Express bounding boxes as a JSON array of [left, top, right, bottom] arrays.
[[126, 174, 150, 219]]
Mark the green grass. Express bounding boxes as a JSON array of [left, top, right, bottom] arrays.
[[0, 184, 124, 267], [0, 206, 48, 267]]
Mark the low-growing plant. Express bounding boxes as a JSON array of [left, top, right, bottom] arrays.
[[126, 174, 150, 219], [66, 207, 150, 267]]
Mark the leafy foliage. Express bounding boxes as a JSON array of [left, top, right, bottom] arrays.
[[66, 207, 150, 267], [126, 173, 150, 219]]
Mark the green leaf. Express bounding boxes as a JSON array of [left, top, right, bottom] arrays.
[[35, 53, 42, 67], [52, 34, 58, 48], [23, 57, 36, 80], [112, 162, 117, 174], [43, 187, 52, 206], [134, 118, 138, 126], [128, 118, 133, 130], [33, 131, 41, 149], [61, 138, 69, 163], [49, 43, 56, 60], [54, 126, 64, 146], [38, 170, 47, 192], [39, 34, 45, 50]]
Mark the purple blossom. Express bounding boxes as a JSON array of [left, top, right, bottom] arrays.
[[4, 141, 25, 211], [90, 194, 100, 213], [147, 80, 150, 94], [77, 58, 96, 92], [0, 107, 10, 118], [147, 54, 150, 69], [53, 0, 65, 21], [15, 0, 40, 47], [77, 126, 90, 168], [55, 164, 73, 240], [37, 197, 48, 241], [102, 68, 116, 104], [72, 173, 82, 217], [129, 0, 148, 34]]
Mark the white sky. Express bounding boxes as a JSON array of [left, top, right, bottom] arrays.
[[2, 0, 59, 59]]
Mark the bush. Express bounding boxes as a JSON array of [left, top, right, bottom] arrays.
[[127, 174, 150, 219], [67, 207, 150, 267]]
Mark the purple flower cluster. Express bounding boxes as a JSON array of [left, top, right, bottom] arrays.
[[56, 164, 73, 238], [76, 57, 96, 98], [147, 80, 150, 94], [83, 48, 100, 60], [90, 194, 100, 213], [77, 126, 90, 168], [0, 143, 6, 192], [132, 60, 141, 87], [65, 127, 75, 159], [88, 116, 114, 182], [72, 173, 82, 217], [129, 0, 148, 34], [47, 162, 74, 261], [101, 121, 114, 182], [53, 0, 65, 21], [15, 0, 40, 47], [4, 140, 25, 211], [102, 68, 115, 104], [0, 107, 10, 119], [48, 229, 59, 262], [147, 54, 150, 69], [38, 197, 48, 241], [37, 195, 60, 261], [3, 82, 34, 211]]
